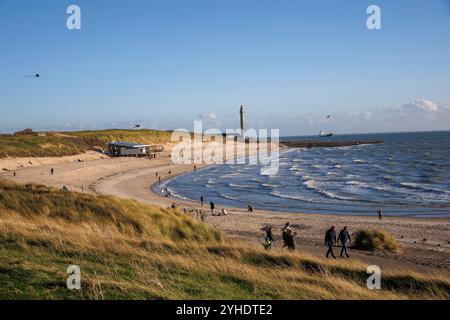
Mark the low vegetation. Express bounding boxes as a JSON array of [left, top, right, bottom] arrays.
[[0, 129, 173, 158], [0, 179, 448, 299], [352, 229, 401, 253]]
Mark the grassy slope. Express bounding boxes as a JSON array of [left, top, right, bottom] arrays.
[[0, 179, 449, 300], [0, 129, 173, 158]]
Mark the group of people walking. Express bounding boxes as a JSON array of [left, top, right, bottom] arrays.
[[324, 226, 352, 258], [261, 223, 353, 259]]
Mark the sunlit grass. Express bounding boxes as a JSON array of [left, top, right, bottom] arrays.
[[0, 129, 173, 158], [353, 229, 401, 253], [0, 180, 448, 300]]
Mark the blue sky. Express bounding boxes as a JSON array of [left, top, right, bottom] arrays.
[[1, 0, 450, 135]]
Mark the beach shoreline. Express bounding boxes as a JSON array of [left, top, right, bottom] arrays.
[[2, 151, 449, 276]]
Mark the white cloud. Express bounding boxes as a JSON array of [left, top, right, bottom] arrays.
[[9, 99, 448, 136], [200, 112, 218, 120], [249, 99, 450, 135], [400, 99, 439, 113]]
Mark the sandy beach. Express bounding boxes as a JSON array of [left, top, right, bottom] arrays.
[[1, 149, 449, 277]]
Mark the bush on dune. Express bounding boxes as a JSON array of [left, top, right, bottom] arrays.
[[352, 229, 400, 253], [0, 179, 222, 244]]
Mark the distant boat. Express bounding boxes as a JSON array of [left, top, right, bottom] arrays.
[[319, 131, 333, 137]]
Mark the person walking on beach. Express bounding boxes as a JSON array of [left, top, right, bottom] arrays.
[[158, 176, 161, 184], [281, 225, 296, 252], [194, 165, 197, 172], [337, 226, 351, 258], [324, 226, 337, 259], [200, 195, 204, 206], [286, 229, 297, 251], [282, 222, 292, 250], [248, 204, 254, 212], [210, 202, 216, 215], [377, 208, 383, 220], [50, 168, 54, 175], [261, 225, 273, 250], [13, 171, 16, 177], [155, 172, 158, 179]]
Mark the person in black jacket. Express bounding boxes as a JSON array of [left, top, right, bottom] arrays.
[[285, 228, 297, 251], [324, 226, 337, 259], [282, 222, 291, 250], [338, 226, 351, 258], [377, 208, 383, 220]]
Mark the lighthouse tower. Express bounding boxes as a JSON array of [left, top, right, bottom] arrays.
[[239, 105, 245, 135]]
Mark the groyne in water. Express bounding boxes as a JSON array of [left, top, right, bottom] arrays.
[[280, 140, 384, 149]]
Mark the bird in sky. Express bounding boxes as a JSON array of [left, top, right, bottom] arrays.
[[23, 73, 40, 79]]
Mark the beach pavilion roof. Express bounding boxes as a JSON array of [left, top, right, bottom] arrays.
[[108, 141, 151, 148]]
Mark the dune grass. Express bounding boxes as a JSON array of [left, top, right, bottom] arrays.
[[0, 129, 173, 158], [0, 179, 449, 300], [353, 229, 401, 253]]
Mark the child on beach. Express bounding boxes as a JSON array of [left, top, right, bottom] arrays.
[[261, 225, 273, 250]]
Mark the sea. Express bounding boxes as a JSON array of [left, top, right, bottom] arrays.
[[155, 131, 450, 217]]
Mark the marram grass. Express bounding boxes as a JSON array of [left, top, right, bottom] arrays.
[[0, 180, 449, 300], [0, 129, 173, 158]]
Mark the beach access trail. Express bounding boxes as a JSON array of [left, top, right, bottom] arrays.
[[1, 150, 449, 277]]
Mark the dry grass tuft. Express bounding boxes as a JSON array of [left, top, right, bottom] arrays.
[[352, 229, 400, 253]]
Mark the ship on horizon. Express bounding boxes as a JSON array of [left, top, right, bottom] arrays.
[[319, 131, 334, 137]]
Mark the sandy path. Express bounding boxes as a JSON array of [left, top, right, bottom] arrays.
[[0, 151, 105, 171], [2, 153, 449, 276]]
